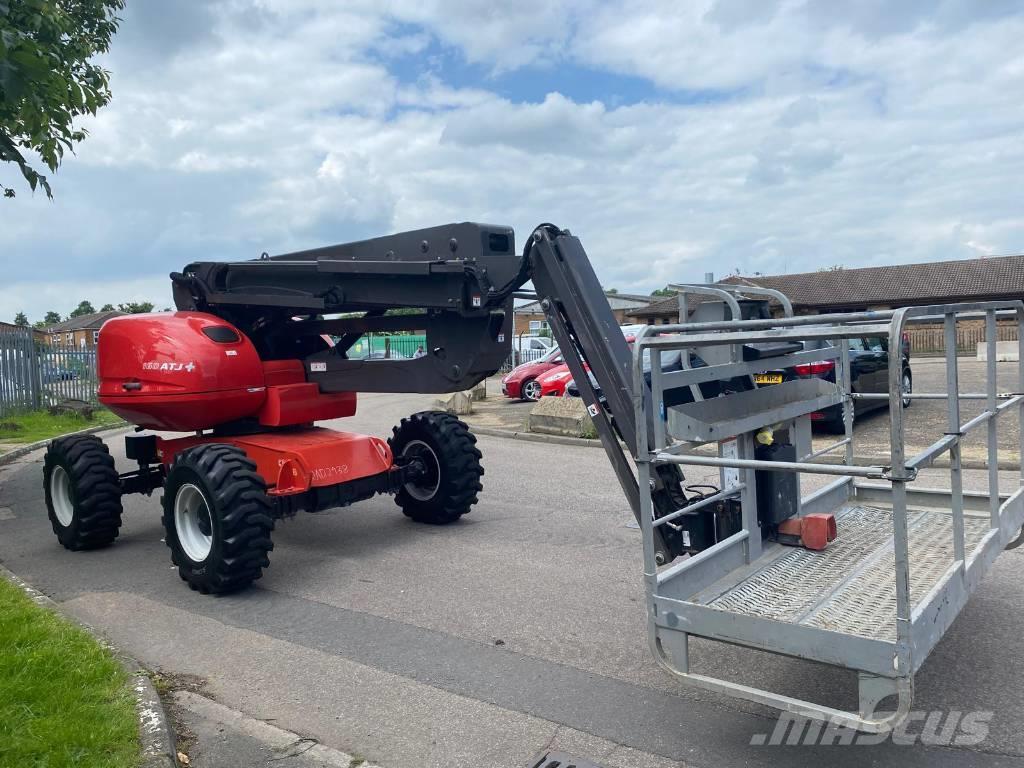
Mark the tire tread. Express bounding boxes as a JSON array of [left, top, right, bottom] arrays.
[[162, 443, 274, 594], [43, 435, 123, 550], [388, 411, 483, 525]]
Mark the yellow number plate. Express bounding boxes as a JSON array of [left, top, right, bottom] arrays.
[[754, 373, 783, 385]]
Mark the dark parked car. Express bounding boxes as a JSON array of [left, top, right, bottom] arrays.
[[566, 333, 910, 432], [755, 335, 912, 431]]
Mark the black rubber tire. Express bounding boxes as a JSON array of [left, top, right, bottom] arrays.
[[901, 368, 913, 409], [520, 378, 541, 402], [389, 411, 483, 525], [43, 435, 123, 550], [161, 444, 274, 594]]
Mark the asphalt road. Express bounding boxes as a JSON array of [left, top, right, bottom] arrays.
[[2, 391, 1024, 767]]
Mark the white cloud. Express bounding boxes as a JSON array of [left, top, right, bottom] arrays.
[[1, 0, 1023, 322], [175, 151, 259, 172]]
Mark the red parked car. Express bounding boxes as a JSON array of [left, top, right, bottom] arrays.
[[537, 331, 637, 398], [536, 360, 578, 397], [501, 347, 563, 401]]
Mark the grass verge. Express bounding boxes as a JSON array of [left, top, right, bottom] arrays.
[[0, 408, 121, 444], [0, 576, 139, 768]]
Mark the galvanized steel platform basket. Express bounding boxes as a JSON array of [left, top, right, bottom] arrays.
[[633, 293, 1024, 732]]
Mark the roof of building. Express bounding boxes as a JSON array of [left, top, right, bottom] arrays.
[[628, 253, 1024, 317], [626, 293, 709, 317], [517, 291, 654, 313], [45, 310, 125, 333], [0, 319, 46, 330]]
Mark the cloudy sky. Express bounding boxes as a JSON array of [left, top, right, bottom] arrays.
[[2, 0, 1023, 322]]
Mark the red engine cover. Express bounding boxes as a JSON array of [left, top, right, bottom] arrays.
[[99, 312, 266, 431]]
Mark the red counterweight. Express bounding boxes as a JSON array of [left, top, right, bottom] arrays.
[[98, 312, 355, 432]]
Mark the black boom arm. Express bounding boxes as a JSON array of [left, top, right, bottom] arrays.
[[172, 223, 523, 393], [172, 222, 684, 562]]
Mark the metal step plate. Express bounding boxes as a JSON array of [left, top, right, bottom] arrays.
[[707, 504, 992, 641]]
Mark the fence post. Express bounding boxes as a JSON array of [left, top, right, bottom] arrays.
[[28, 330, 42, 410]]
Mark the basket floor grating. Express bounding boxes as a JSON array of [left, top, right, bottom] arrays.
[[704, 504, 992, 642]]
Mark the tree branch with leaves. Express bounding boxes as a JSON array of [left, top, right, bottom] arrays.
[[0, 0, 123, 198]]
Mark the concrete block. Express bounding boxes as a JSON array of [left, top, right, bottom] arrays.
[[470, 380, 487, 401], [977, 341, 1019, 362], [432, 391, 473, 415], [528, 396, 596, 438]]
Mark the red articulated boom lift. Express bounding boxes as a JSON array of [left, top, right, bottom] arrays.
[[43, 221, 1024, 730], [43, 223, 693, 594]]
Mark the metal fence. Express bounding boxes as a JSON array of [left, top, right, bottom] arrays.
[[905, 321, 1018, 355], [503, 346, 550, 371], [355, 333, 553, 373], [0, 326, 99, 416]]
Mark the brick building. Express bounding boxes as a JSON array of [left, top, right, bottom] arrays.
[[45, 310, 125, 348], [0, 321, 48, 343], [515, 292, 654, 336]]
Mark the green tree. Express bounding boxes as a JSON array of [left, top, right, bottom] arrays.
[[99, 302, 114, 311], [13, 310, 28, 325], [69, 299, 95, 317], [117, 301, 154, 314], [0, 0, 124, 198], [43, 309, 61, 324], [650, 286, 676, 297]]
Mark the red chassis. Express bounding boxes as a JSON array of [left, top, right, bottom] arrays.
[[41, 310, 482, 594], [154, 429, 393, 499]]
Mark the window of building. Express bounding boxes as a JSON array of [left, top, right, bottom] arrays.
[[528, 319, 549, 332], [92, 330, 100, 344], [65, 332, 72, 344]]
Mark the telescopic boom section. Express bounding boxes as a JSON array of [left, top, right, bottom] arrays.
[[171, 222, 524, 394], [526, 226, 682, 564]]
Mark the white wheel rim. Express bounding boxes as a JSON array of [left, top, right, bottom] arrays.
[[902, 373, 912, 406], [523, 380, 541, 400], [175, 483, 213, 562], [402, 440, 441, 501], [50, 465, 74, 527]]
